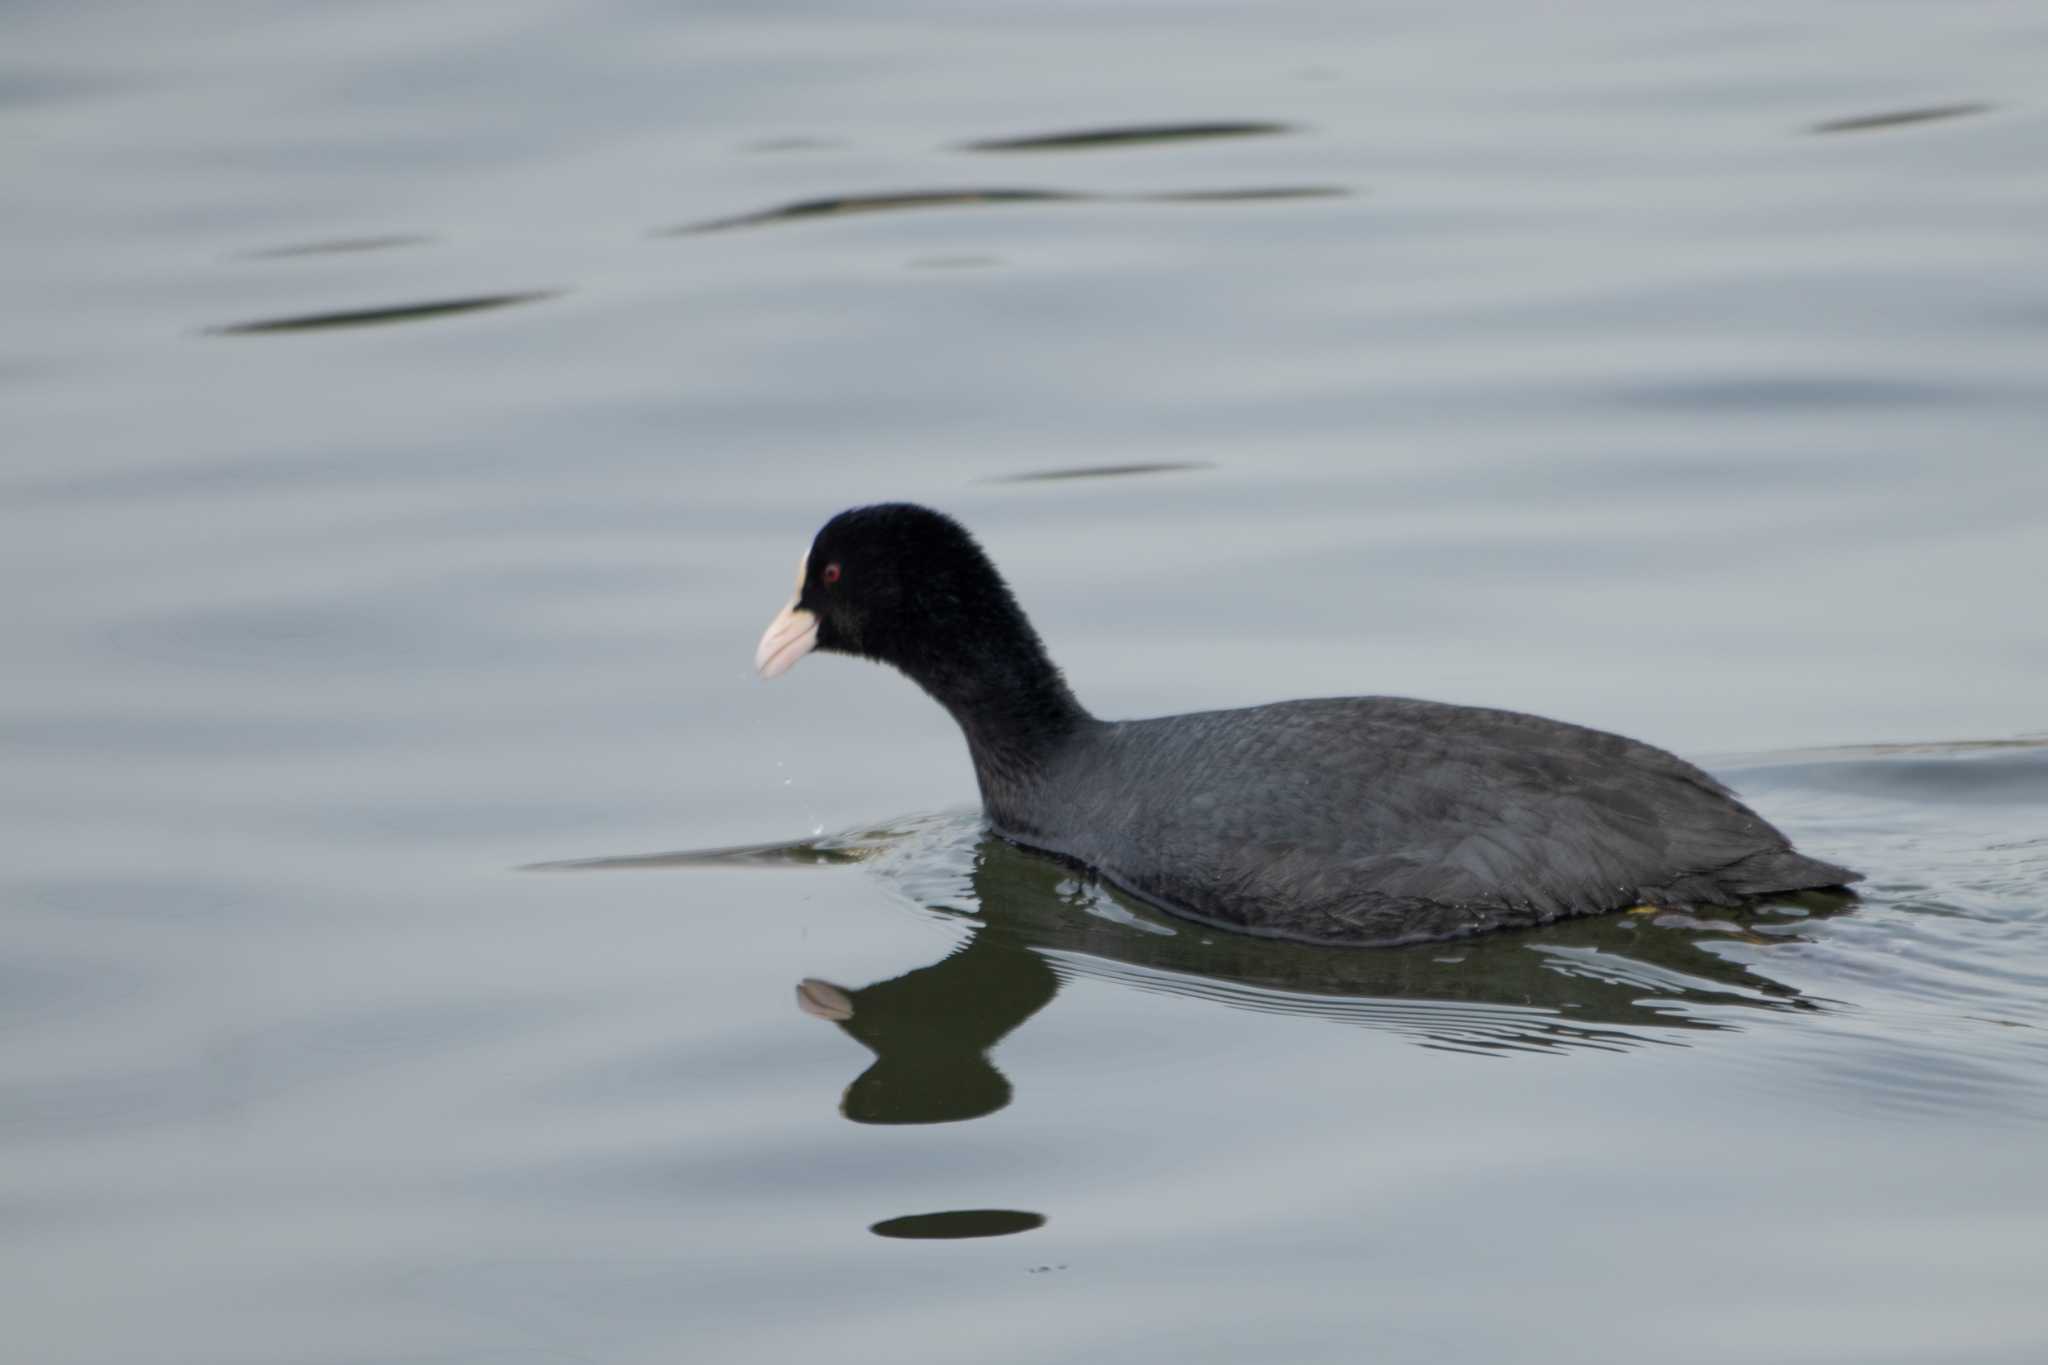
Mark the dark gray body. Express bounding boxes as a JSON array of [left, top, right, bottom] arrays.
[[973, 696, 1856, 947]]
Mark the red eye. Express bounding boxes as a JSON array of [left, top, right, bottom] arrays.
[[822, 562, 842, 585]]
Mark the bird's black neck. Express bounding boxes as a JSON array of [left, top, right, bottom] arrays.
[[894, 611, 1093, 812]]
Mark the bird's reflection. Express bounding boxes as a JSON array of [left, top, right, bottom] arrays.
[[530, 812, 1847, 1127], [797, 930, 1057, 1124], [794, 823, 1848, 1125]]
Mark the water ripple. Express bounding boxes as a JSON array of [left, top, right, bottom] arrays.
[[664, 185, 1345, 234], [209, 290, 558, 335], [1810, 103, 1992, 134], [236, 235, 433, 261], [984, 461, 1215, 483], [962, 120, 1293, 152]]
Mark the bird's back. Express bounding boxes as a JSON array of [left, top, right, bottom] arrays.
[[990, 696, 1855, 946]]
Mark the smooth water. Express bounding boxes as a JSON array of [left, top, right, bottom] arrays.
[[5, 3, 2047, 1362]]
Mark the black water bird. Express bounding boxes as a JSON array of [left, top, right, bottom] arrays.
[[754, 504, 1859, 947]]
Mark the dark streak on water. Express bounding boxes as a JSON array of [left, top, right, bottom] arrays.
[[869, 1209, 1047, 1239], [1142, 185, 1347, 203], [237, 235, 434, 261], [209, 290, 558, 334], [666, 186, 1347, 233], [984, 461, 1215, 483], [1809, 103, 1992, 134], [667, 188, 1081, 233], [962, 120, 1294, 152]]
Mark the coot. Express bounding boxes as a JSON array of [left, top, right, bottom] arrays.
[[754, 504, 1858, 947]]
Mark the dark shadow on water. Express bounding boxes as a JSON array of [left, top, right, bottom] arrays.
[[1809, 103, 1990, 135], [963, 121, 1293, 152], [235, 235, 433, 261], [869, 1208, 1045, 1240], [983, 461, 1214, 483], [661, 186, 1345, 234], [209, 290, 558, 335], [667, 188, 1082, 234]]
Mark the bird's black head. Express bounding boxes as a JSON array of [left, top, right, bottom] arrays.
[[757, 503, 1020, 678], [754, 503, 1087, 740]]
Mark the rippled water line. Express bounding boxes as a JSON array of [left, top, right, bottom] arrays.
[[1808, 103, 1993, 134], [1044, 952, 1685, 1055], [235, 235, 433, 260], [662, 185, 1348, 233], [208, 290, 559, 335], [961, 120, 1295, 152]]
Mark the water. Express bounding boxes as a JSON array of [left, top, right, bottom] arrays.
[[5, 2, 2047, 1361]]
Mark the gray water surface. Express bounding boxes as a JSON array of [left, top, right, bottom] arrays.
[[5, 3, 2047, 1362]]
